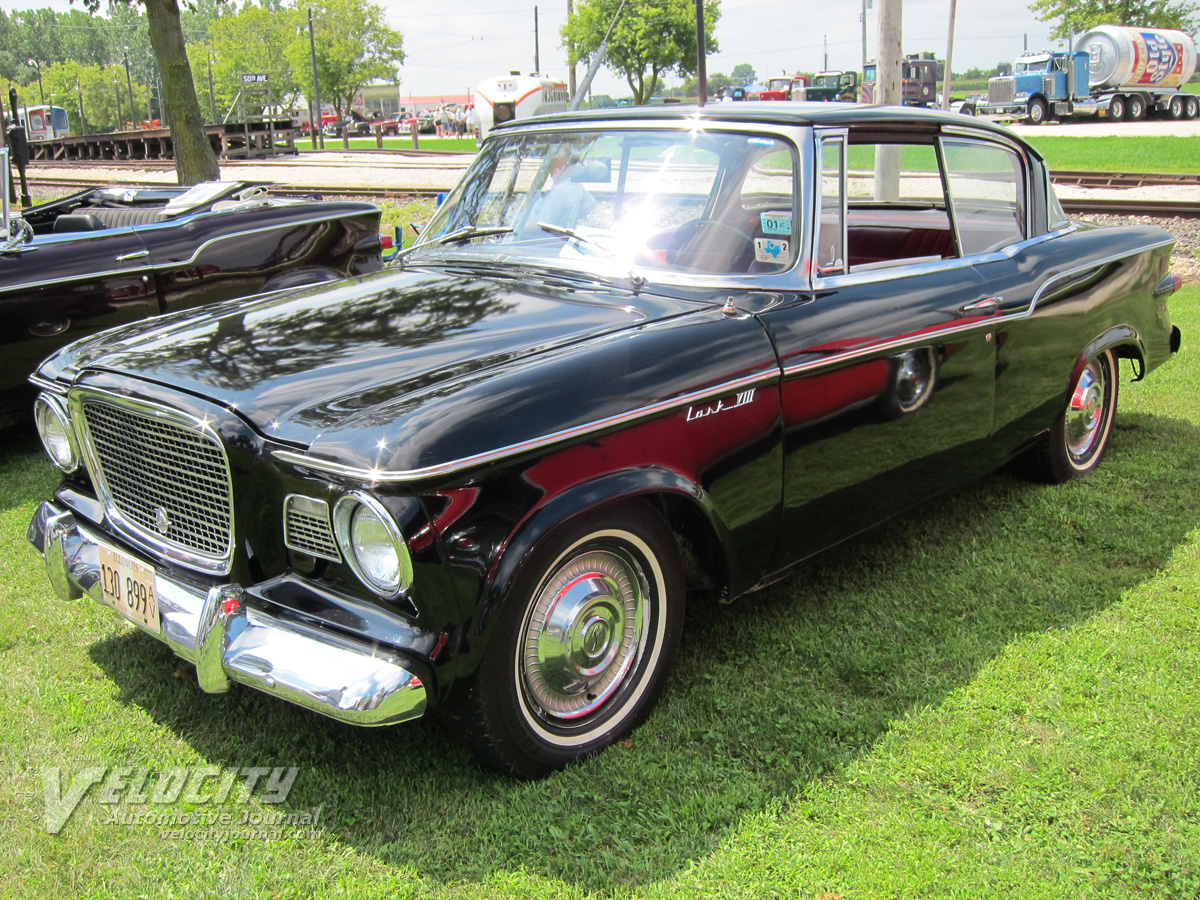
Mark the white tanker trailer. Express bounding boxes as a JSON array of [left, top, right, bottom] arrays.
[[975, 24, 1199, 122]]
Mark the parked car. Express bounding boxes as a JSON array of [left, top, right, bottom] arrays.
[[27, 104, 1182, 778], [377, 114, 418, 136], [299, 112, 339, 135], [1, 178, 384, 427], [416, 111, 436, 133]]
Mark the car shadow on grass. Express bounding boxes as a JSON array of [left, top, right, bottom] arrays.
[[85, 411, 1200, 892]]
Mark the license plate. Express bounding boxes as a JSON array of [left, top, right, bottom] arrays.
[[98, 542, 160, 633]]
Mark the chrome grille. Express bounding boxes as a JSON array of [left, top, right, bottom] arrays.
[[81, 399, 233, 561], [284, 495, 340, 561], [988, 76, 1015, 105]]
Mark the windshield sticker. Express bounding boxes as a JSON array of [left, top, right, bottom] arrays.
[[760, 211, 791, 234], [747, 137, 774, 146], [754, 238, 789, 264]]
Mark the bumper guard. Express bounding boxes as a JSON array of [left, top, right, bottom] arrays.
[[28, 501, 427, 727]]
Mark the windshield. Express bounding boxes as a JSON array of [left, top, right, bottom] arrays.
[[407, 127, 800, 279], [1014, 56, 1051, 73]]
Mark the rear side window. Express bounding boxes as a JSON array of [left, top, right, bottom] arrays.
[[941, 139, 1027, 255]]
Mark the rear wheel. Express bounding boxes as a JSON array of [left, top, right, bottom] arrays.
[[1017, 349, 1119, 484], [1108, 95, 1127, 121], [1127, 94, 1147, 121], [444, 502, 685, 778], [1168, 95, 1185, 119], [1185, 96, 1200, 120]]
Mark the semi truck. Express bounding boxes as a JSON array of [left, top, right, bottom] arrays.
[[973, 25, 1199, 122], [861, 54, 938, 106], [806, 71, 859, 102]]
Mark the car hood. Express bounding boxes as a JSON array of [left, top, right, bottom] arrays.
[[51, 267, 703, 448]]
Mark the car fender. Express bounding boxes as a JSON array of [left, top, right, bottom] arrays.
[[473, 465, 730, 643], [1078, 323, 1147, 382]]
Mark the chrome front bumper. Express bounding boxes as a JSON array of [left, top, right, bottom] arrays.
[[28, 501, 427, 727]]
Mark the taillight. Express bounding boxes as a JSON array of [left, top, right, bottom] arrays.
[[380, 233, 395, 251]]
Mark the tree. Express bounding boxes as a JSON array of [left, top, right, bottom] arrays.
[[210, 5, 303, 115], [731, 62, 756, 85], [282, 0, 404, 120], [80, 0, 218, 184], [563, 0, 720, 105], [1028, 0, 1199, 41]]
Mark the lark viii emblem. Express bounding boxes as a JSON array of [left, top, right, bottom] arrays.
[[686, 389, 756, 422], [154, 507, 171, 536]]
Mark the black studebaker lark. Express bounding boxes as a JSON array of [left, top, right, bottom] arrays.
[[26, 104, 1182, 777]]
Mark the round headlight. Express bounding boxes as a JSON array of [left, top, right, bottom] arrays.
[[34, 394, 79, 472], [334, 492, 413, 597]]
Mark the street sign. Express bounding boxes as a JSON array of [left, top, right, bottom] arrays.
[[241, 73, 270, 85]]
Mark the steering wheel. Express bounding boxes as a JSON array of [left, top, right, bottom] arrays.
[[665, 218, 756, 273]]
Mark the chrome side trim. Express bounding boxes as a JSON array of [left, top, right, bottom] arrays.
[[1027, 238, 1174, 314], [789, 238, 1175, 380], [274, 369, 781, 484], [28, 501, 428, 728], [29, 374, 67, 395]]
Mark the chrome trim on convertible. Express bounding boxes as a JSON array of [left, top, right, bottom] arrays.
[[274, 370, 780, 483], [0, 209, 368, 295], [27, 501, 427, 727]]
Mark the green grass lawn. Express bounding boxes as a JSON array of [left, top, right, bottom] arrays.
[[2, 287, 1198, 898], [1021, 134, 1200, 174]]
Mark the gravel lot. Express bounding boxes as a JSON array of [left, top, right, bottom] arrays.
[[1077, 213, 1200, 281]]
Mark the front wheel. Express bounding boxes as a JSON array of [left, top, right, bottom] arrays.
[[1027, 96, 1049, 124], [1017, 349, 1119, 484], [445, 502, 684, 778]]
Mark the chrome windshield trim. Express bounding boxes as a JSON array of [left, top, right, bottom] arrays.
[[273, 369, 781, 484]]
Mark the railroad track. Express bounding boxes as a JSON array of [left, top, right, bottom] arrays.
[[21, 170, 1200, 218]]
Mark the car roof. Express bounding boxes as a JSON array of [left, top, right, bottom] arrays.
[[502, 102, 1019, 141]]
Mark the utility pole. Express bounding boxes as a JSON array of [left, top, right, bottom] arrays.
[[567, 0, 577, 100], [823, 35, 828, 71], [861, 0, 868, 75], [123, 51, 135, 128], [941, 0, 956, 110], [77, 78, 87, 135], [534, 5, 540, 72], [875, 0, 901, 199], [695, 0, 707, 105]]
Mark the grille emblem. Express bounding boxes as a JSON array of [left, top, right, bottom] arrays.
[[154, 506, 171, 536]]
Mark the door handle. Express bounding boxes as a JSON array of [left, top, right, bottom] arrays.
[[115, 250, 149, 261], [960, 296, 1001, 315]]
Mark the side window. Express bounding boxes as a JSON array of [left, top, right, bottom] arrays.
[[843, 138, 954, 272], [816, 135, 845, 274], [738, 142, 799, 273], [942, 139, 1026, 255]]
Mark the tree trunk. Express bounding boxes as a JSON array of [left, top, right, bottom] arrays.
[[145, 0, 219, 184]]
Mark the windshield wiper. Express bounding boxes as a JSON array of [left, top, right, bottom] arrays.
[[429, 225, 513, 246], [391, 225, 514, 267], [536, 222, 643, 290]]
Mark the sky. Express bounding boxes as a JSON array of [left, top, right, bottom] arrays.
[[0, 0, 1064, 100]]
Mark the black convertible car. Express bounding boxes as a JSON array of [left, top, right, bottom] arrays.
[[1, 178, 383, 426], [27, 104, 1182, 777]]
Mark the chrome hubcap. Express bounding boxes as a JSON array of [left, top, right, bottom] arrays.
[[522, 549, 645, 720], [895, 350, 933, 412], [1066, 360, 1106, 460]]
